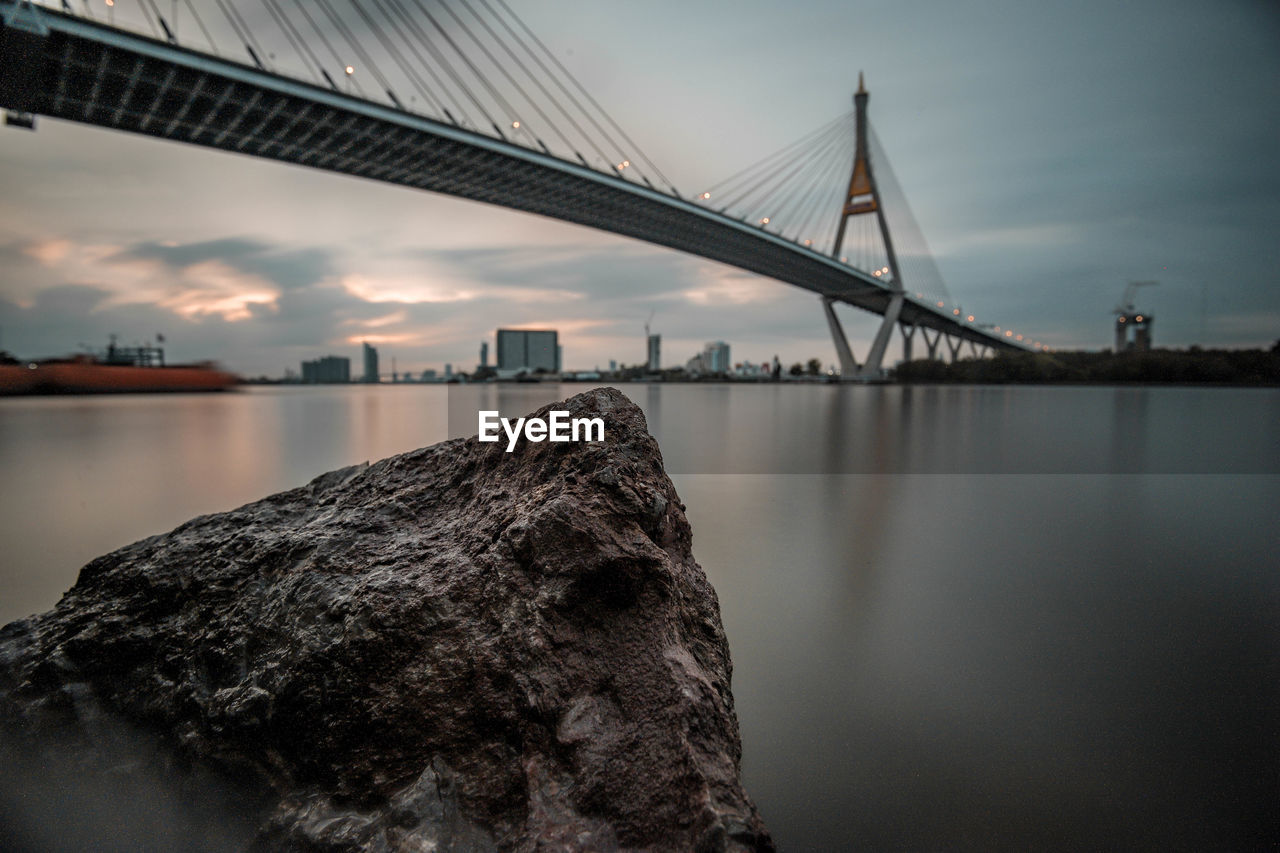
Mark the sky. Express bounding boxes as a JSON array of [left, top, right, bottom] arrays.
[[1, 0, 1277, 377]]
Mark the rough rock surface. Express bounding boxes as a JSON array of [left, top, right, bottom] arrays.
[[0, 388, 772, 851]]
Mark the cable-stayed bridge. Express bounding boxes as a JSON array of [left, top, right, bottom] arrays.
[[0, 0, 1040, 376]]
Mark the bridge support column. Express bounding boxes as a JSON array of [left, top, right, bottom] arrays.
[[969, 339, 981, 358], [899, 322, 917, 363], [946, 334, 963, 362], [857, 292, 905, 380], [821, 296, 858, 378], [921, 327, 942, 360]]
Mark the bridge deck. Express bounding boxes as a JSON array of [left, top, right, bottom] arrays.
[[0, 4, 1022, 351]]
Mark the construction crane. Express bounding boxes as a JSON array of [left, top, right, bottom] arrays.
[[1114, 280, 1157, 352]]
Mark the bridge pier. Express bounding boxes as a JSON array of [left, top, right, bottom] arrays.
[[969, 339, 982, 358], [899, 322, 916, 363], [921, 327, 942, 360], [858, 292, 904, 380], [822, 293, 908, 380], [821, 296, 859, 377], [946, 334, 963, 362]]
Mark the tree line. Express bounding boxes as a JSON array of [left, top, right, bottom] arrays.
[[894, 344, 1280, 385]]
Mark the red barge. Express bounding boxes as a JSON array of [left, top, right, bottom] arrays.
[[0, 339, 237, 395]]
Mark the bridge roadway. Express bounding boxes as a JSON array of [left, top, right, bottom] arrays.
[[0, 3, 1024, 354]]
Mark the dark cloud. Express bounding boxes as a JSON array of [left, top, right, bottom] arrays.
[[30, 284, 110, 315], [421, 244, 698, 301], [114, 239, 337, 292]]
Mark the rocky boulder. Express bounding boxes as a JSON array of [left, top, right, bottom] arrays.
[[0, 387, 772, 851]]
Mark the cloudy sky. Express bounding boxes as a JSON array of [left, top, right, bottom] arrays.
[[1, 0, 1277, 376]]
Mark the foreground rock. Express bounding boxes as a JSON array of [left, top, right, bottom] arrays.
[[0, 388, 772, 851]]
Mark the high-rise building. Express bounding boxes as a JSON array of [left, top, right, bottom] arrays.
[[685, 341, 732, 376], [479, 341, 489, 369], [646, 334, 661, 372], [705, 341, 730, 374], [362, 342, 379, 383], [301, 355, 350, 384], [496, 329, 559, 373], [444, 363, 453, 380]]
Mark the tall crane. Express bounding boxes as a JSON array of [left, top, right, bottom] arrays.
[[1114, 280, 1157, 352]]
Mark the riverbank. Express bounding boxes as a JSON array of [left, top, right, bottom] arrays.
[[895, 346, 1280, 385]]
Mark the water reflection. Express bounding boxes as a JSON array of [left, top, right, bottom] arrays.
[[1, 384, 1276, 849]]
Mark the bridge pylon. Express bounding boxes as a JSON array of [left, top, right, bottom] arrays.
[[826, 73, 905, 381]]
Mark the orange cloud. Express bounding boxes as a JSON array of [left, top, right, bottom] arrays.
[[23, 239, 73, 266]]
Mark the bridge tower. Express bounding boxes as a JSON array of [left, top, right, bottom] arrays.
[[822, 73, 906, 380]]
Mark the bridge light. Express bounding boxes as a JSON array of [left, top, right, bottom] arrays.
[[345, 65, 355, 76], [937, 301, 944, 307], [1016, 334, 1023, 341], [1118, 316, 1126, 323], [1006, 330, 1013, 337], [700, 192, 711, 200], [760, 217, 770, 225], [873, 270, 881, 277], [804, 239, 812, 246], [967, 315, 975, 322], [840, 256, 848, 263], [1135, 315, 1143, 322], [105, 0, 114, 5], [512, 120, 520, 129], [953, 308, 960, 315]]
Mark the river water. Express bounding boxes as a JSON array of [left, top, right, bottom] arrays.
[[1, 383, 1276, 849]]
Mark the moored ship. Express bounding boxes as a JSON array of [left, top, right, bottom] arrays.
[[0, 338, 238, 395]]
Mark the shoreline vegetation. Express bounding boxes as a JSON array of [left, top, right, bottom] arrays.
[[892, 345, 1280, 386]]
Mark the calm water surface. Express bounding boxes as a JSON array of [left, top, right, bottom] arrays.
[[1, 383, 1277, 849]]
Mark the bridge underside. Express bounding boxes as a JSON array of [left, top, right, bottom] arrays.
[[0, 4, 1023, 355]]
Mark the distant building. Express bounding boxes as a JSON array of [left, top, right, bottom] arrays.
[[479, 341, 489, 369], [705, 341, 730, 373], [686, 341, 731, 376], [421, 369, 437, 381], [496, 329, 559, 373], [301, 355, 350, 384], [608, 359, 617, 373], [362, 342, 379, 383], [1115, 314, 1154, 352], [444, 363, 453, 380], [646, 334, 661, 372]]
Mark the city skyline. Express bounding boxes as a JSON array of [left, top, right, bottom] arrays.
[[1, 0, 1277, 377]]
